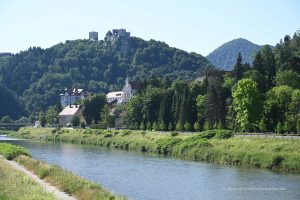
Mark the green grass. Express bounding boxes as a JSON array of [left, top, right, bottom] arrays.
[[15, 155, 126, 200], [0, 159, 56, 200], [0, 142, 30, 160], [10, 127, 300, 172]]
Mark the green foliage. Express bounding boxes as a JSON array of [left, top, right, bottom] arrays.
[[45, 106, 60, 126], [38, 112, 46, 127], [233, 79, 262, 131], [0, 143, 30, 160], [259, 118, 267, 133], [0, 116, 14, 123], [139, 122, 146, 130], [170, 131, 179, 137], [82, 93, 106, 125], [275, 70, 300, 88], [0, 84, 25, 119], [71, 116, 80, 127], [80, 121, 86, 129], [0, 37, 212, 117], [100, 104, 115, 128], [184, 121, 192, 131], [193, 121, 200, 132], [214, 129, 234, 139]]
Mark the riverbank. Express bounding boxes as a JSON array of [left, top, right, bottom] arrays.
[[0, 143, 126, 200], [9, 127, 300, 172], [0, 158, 56, 200]]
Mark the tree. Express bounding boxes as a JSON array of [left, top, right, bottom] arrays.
[[261, 45, 276, 88], [259, 118, 267, 133], [184, 121, 192, 131], [38, 112, 46, 127], [82, 94, 106, 125], [193, 121, 200, 132], [232, 79, 262, 131], [264, 86, 294, 132], [253, 52, 265, 76], [140, 121, 146, 130], [275, 70, 300, 88], [71, 116, 80, 127], [205, 77, 226, 127], [45, 106, 59, 126], [233, 52, 243, 82], [0, 116, 14, 123]]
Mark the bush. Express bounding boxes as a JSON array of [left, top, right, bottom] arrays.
[[37, 167, 50, 179], [214, 130, 234, 139], [89, 124, 103, 129], [170, 131, 179, 137], [104, 133, 113, 138], [0, 143, 30, 160], [268, 156, 285, 169], [80, 122, 86, 129], [199, 130, 216, 139], [121, 130, 131, 136]]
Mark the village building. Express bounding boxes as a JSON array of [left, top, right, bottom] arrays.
[[58, 105, 81, 126], [106, 78, 140, 104], [60, 88, 87, 108]]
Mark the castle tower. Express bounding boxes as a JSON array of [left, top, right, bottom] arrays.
[[89, 31, 98, 41]]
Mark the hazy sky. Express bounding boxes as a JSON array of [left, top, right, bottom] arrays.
[[1, 0, 299, 56]]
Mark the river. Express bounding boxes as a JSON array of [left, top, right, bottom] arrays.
[[1, 137, 300, 200]]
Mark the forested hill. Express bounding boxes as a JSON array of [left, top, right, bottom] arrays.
[[0, 33, 213, 117], [207, 38, 263, 70]]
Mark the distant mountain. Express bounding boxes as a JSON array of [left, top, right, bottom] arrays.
[[207, 38, 263, 70], [0, 29, 213, 116]]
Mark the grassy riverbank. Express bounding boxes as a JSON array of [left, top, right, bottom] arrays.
[[0, 143, 126, 200], [10, 127, 300, 172], [0, 159, 56, 200]]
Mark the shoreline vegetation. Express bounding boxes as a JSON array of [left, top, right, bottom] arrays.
[[0, 142, 126, 200], [9, 127, 300, 173], [0, 158, 56, 200]]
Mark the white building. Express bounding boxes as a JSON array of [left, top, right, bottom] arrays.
[[60, 88, 86, 108], [106, 78, 139, 104], [58, 105, 81, 126]]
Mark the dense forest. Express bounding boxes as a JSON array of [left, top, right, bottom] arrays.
[[207, 38, 263, 70], [0, 34, 213, 118], [115, 31, 300, 133], [0, 84, 25, 119]]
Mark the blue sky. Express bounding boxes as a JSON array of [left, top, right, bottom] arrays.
[[1, 0, 299, 56]]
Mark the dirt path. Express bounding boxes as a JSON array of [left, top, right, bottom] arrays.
[[0, 156, 76, 200]]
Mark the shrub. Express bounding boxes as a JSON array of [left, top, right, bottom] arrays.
[[156, 138, 182, 154], [170, 131, 179, 137], [38, 167, 50, 179], [121, 130, 131, 136], [0, 143, 30, 160], [89, 124, 103, 129], [268, 156, 285, 169], [80, 122, 86, 129], [104, 133, 113, 138], [199, 130, 216, 139], [214, 130, 234, 139]]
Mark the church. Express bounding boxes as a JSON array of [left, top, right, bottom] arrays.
[[106, 78, 139, 104]]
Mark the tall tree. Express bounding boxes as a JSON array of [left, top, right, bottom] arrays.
[[205, 77, 226, 127], [82, 93, 106, 125], [233, 52, 243, 82], [261, 45, 276, 88], [233, 78, 262, 131]]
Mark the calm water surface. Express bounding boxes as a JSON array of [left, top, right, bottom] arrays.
[[2, 138, 300, 200]]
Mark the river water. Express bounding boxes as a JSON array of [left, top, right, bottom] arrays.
[[1, 137, 300, 200]]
